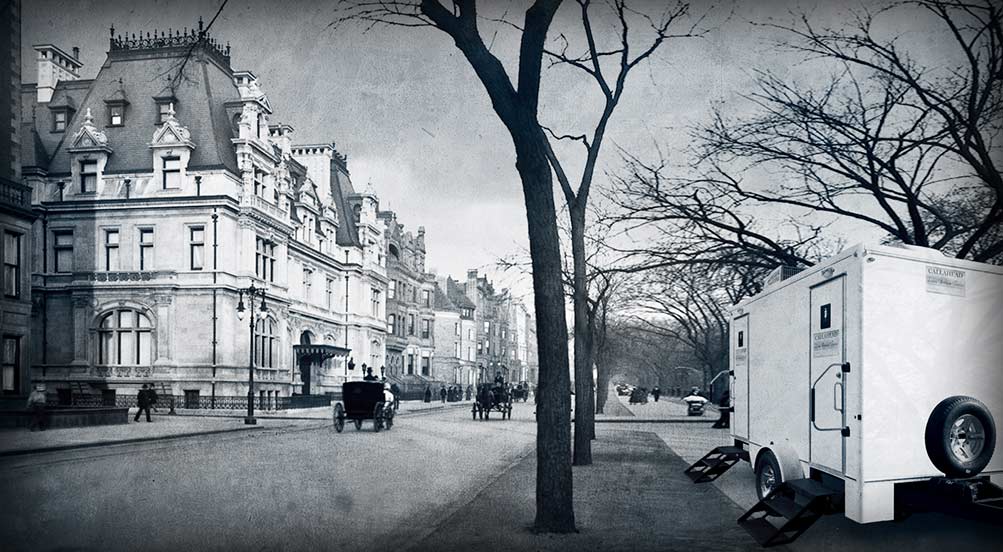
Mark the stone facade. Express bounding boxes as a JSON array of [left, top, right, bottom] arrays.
[[22, 23, 387, 405], [431, 277, 477, 386], [461, 269, 534, 385], [379, 211, 435, 383]]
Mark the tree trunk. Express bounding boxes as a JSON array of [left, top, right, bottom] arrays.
[[514, 129, 576, 533], [571, 207, 594, 464]]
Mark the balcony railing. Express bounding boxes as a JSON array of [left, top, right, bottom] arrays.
[[243, 193, 285, 221], [0, 176, 32, 216]]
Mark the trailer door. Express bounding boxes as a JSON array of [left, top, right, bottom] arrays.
[[732, 314, 749, 440], [809, 277, 847, 474]]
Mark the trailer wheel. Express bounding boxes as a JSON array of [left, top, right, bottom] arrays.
[[755, 450, 782, 500], [925, 396, 996, 478]]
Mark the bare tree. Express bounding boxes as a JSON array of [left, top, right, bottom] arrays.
[[608, 152, 839, 276], [535, 0, 710, 466], [333, 0, 575, 532], [705, 0, 1002, 261]]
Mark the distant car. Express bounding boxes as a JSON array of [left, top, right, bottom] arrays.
[[616, 384, 632, 396]]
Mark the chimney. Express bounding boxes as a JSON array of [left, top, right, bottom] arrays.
[[33, 44, 83, 103], [72, 46, 80, 60]]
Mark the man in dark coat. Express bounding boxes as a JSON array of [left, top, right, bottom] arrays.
[[423, 385, 431, 403], [135, 384, 153, 422], [439, 385, 447, 403], [652, 386, 661, 402]]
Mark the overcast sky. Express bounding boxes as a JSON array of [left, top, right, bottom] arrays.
[[22, 0, 948, 294]]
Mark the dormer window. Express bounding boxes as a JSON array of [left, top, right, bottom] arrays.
[[155, 99, 177, 124], [108, 104, 124, 126], [162, 157, 181, 189], [53, 111, 67, 132], [80, 160, 97, 193]]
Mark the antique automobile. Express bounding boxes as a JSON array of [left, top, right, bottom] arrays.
[[472, 382, 513, 420], [333, 381, 394, 433]]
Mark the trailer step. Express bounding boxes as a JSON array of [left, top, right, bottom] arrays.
[[737, 478, 840, 547], [684, 446, 749, 483]]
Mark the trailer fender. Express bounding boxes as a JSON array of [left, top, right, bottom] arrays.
[[757, 440, 805, 484]]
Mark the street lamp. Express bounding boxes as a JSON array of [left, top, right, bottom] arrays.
[[236, 283, 268, 425]]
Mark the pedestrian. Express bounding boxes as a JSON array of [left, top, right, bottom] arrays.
[[652, 386, 661, 402], [465, 385, 472, 401], [26, 384, 47, 431], [390, 383, 401, 410], [712, 389, 731, 428], [135, 384, 153, 422], [423, 385, 431, 403], [439, 385, 446, 403]]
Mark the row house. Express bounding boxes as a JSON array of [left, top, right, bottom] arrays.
[[431, 276, 477, 386], [378, 211, 435, 382], [462, 269, 528, 384], [0, 0, 33, 407], [21, 22, 387, 406]]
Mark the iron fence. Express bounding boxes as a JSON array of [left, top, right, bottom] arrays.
[[47, 394, 334, 411]]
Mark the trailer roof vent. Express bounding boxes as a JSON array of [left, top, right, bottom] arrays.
[[764, 265, 804, 287]]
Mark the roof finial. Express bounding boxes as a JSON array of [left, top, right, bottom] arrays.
[[84, 107, 94, 126], [110, 25, 115, 37], [199, 16, 204, 32]]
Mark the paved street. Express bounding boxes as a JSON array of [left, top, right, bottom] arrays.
[[0, 404, 534, 552], [1, 390, 1000, 551]]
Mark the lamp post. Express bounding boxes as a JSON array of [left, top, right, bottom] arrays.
[[236, 284, 268, 425]]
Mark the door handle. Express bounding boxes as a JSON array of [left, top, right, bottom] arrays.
[[833, 382, 843, 412]]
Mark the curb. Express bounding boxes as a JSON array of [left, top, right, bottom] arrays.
[[0, 424, 265, 458]]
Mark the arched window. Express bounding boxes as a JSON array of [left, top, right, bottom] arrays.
[[98, 309, 153, 366], [256, 318, 277, 368]]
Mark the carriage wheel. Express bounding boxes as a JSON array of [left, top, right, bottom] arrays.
[[354, 419, 363, 431], [373, 403, 384, 432], [333, 403, 345, 433]]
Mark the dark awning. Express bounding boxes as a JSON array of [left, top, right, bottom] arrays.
[[294, 344, 351, 361]]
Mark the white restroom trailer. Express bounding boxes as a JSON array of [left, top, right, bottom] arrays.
[[724, 243, 1002, 526]]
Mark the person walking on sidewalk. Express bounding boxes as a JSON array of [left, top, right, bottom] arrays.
[[423, 385, 431, 403], [439, 385, 446, 403], [652, 386, 661, 402], [135, 384, 153, 422], [27, 384, 47, 431]]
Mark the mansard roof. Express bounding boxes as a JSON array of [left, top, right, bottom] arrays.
[[30, 37, 242, 176], [446, 277, 476, 310], [433, 282, 454, 311]]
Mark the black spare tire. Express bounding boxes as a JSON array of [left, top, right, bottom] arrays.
[[924, 396, 996, 478]]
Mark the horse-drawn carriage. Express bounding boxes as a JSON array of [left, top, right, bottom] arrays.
[[333, 381, 394, 432], [472, 382, 513, 420], [511, 382, 530, 402]]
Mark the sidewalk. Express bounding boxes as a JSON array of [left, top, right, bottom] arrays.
[[410, 427, 762, 552], [0, 415, 265, 456], [598, 387, 722, 424], [0, 399, 471, 456]]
